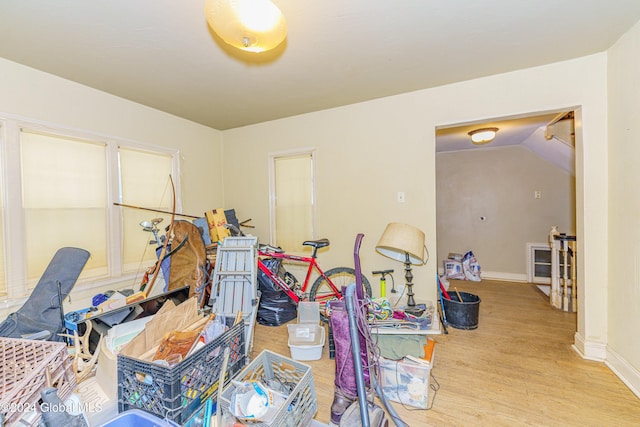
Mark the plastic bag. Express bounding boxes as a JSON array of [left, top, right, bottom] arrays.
[[462, 250, 481, 282], [257, 258, 284, 293], [202, 314, 227, 343], [229, 380, 288, 423], [257, 258, 297, 326], [444, 259, 465, 280]]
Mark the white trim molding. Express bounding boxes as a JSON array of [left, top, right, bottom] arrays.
[[436, 268, 527, 283], [606, 346, 640, 399], [572, 332, 606, 361], [480, 271, 528, 282]]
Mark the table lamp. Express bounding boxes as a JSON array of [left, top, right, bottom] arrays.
[[375, 222, 427, 315]]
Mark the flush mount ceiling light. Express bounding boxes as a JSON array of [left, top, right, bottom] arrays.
[[204, 0, 287, 53], [468, 127, 499, 145]]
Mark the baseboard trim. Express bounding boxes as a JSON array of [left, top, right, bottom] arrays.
[[605, 346, 640, 399], [572, 332, 606, 361], [437, 268, 528, 282], [479, 271, 528, 282]]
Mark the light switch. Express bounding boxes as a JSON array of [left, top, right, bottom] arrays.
[[397, 192, 405, 203]]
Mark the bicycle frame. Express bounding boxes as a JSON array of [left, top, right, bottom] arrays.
[[257, 249, 342, 303]]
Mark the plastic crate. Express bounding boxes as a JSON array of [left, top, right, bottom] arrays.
[[117, 320, 246, 424], [0, 337, 76, 426], [219, 350, 317, 427]]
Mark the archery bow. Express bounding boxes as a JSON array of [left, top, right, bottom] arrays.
[[144, 175, 176, 298], [126, 175, 176, 304]]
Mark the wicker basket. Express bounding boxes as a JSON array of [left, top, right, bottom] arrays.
[[0, 338, 76, 426]]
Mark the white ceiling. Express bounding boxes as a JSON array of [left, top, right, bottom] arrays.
[[436, 114, 561, 152], [1, 1, 639, 131], [436, 113, 576, 175]]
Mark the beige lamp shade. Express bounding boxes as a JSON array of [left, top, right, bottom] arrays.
[[375, 222, 426, 265], [205, 0, 287, 53]]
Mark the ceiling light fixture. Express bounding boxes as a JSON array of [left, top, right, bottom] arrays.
[[204, 0, 287, 53], [468, 127, 499, 145]]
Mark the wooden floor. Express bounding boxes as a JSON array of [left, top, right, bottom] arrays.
[[252, 279, 640, 426]]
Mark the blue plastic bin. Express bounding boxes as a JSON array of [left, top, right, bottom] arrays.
[[98, 409, 180, 427]]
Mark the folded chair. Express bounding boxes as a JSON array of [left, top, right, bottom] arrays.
[[0, 247, 90, 341]]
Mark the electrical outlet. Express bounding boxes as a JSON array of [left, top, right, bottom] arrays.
[[397, 192, 405, 203], [534, 190, 542, 199]]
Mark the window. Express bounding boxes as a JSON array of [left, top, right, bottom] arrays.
[[0, 118, 178, 301], [269, 150, 315, 251], [21, 131, 108, 285], [119, 148, 174, 272]]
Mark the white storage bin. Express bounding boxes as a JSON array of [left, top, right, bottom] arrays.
[[287, 324, 325, 361]]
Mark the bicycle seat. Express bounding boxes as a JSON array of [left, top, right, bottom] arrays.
[[302, 238, 330, 249]]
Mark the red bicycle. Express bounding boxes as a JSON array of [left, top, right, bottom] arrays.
[[258, 239, 372, 306]]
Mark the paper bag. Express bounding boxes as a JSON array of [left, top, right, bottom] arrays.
[[120, 296, 202, 360]]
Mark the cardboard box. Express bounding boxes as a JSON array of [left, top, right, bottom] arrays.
[[205, 209, 230, 243]]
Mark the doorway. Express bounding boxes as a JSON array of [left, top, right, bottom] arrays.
[[434, 110, 577, 313]]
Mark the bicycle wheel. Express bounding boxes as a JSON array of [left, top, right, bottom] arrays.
[[309, 267, 372, 306]]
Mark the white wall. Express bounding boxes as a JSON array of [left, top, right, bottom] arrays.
[[436, 145, 575, 279], [0, 58, 224, 313], [222, 54, 609, 363], [606, 19, 640, 396]]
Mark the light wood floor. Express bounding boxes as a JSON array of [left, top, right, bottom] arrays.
[[252, 279, 640, 426]]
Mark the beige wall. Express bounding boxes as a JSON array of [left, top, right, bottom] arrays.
[[0, 58, 224, 313], [436, 145, 575, 279], [607, 19, 640, 395], [222, 54, 610, 365], [222, 99, 435, 301]]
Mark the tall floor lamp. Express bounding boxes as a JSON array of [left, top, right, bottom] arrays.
[[375, 222, 427, 315]]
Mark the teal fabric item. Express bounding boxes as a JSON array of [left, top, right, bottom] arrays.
[[375, 334, 425, 360]]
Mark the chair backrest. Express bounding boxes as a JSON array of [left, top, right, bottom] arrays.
[[0, 247, 90, 340]]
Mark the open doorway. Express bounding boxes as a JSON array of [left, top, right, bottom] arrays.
[[434, 110, 577, 312]]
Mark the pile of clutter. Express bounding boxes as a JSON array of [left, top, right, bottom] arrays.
[[443, 251, 481, 282]]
